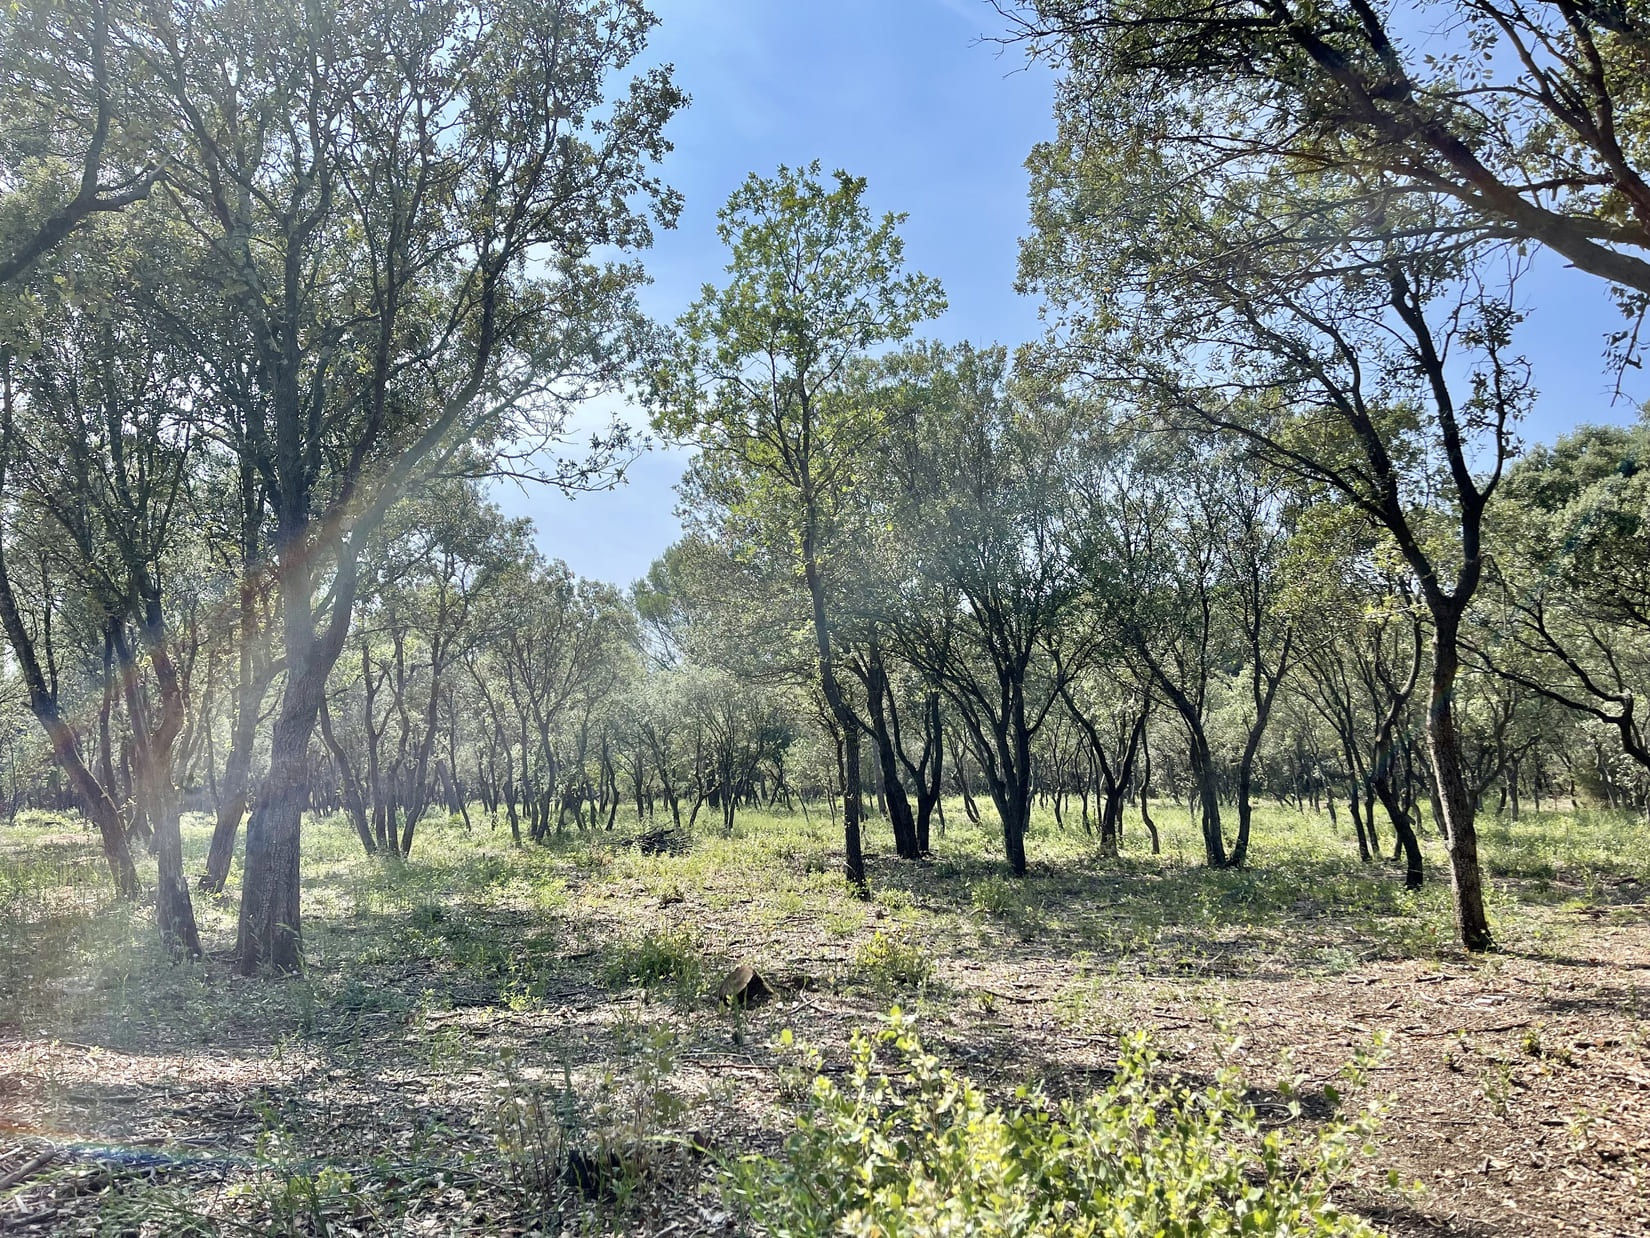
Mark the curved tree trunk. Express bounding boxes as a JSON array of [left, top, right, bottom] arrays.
[[318, 695, 375, 856], [866, 649, 920, 860], [122, 621, 202, 959], [0, 522, 138, 898]]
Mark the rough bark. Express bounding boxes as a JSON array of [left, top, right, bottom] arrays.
[[236, 519, 355, 974]]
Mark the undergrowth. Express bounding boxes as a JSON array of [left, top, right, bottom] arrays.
[[727, 1010, 1386, 1238]]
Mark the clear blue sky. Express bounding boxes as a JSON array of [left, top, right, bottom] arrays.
[[504, 0, 1646, 589]]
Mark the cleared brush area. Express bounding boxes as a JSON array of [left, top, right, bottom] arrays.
[[1, 803, 1647, 1236]]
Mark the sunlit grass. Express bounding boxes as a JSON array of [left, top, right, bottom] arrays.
[[2, 794, 1645, 1049]]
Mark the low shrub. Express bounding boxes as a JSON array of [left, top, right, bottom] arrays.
[[969, 874, 1021, 915], [852, 929, 933, 989], [602, 928, 703, 999], [724, 1010, 1381, 1237]]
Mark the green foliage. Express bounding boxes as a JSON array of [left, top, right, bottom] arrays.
[[647, 160, 944, 668], [602, 927, 704, 999], [492, 1051, 583, 1217], [725, 1011, 1381, 1238], [1483, 416, 1650, 782], [970, 874, 1022, 915], [852, 929, 933, 989], [227, 1138, 369, 1238]]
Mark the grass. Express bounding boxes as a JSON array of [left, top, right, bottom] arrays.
[[1, 796, 1647, 1232]]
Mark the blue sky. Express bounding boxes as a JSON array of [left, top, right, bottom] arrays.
[[504, 0, 1647, 589]]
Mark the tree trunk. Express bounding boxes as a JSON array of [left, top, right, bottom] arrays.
[[236, 521, 354, 974], [202, 661, 270, 892], [803, 521, 864, 891], [837, 721, 866, 889], [977, 710, 1034, 877], [912, 694, 942, 855], [202, 456, 267, 894], [1190, 730, 1226, 867], [866, 651, 920, 860], [1372, 779, 1424, 890], [236, 707, 309, 974], [121, 623, 202, 960], [1149, 665, 1225, 866], [1138, 735, 1160, 855], [978, 741, 1032, 877], [318, 696, 375, 856], [0, 537, 139, 898], [1427, 619, 1493, 951]]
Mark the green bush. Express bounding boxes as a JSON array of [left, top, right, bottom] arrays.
[[724, 1011, 1381, 1237], [852, 929, 933, 989], [969, 875, 1020, 915], [602, 928, 703, 998]]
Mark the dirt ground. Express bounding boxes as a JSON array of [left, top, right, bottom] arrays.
[[1, 806, 1647, 1235]]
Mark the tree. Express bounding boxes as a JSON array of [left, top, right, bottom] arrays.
[[1293, 546, 1430, 887], [1021, 114, 1524, 946], [0, 206, 203, 954], [875, 345, 1102, 876], [1480, 419, 1650, 774], [324, 482, 530, 857], [1005, 0, 1650, 321], [1055, 665, 1149, 855], [1219, 467, 1299, 867], [464, 560, 638, 843], [135, 0, 681, 972], [0, 0, 158, 287], [652, 162, 944, 891], [1082, 439, 1236, 868], [0, 352, 138, 901]]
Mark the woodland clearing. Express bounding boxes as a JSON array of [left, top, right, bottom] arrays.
[[1, 803, 1646, 1236]]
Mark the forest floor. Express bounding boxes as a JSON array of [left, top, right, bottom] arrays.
[[0, 800, 1647, 1236]]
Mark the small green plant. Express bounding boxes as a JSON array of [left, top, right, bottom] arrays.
[[573, 844, 614, 874], [969, 874, 1019, 915], [852, 929, 933, 989], [824, 907, 863, 938], [723, 1010, 1382, 1238], [492, 1049, 581, 1225], [602, 928, 703, 1002], [493, 1024, 691, 1219], [591, 1021, 689, 1192], [1481, 1060, 1515, 1119], [1566, 1106, 1599, 1154], [874, 886, 913, 914]]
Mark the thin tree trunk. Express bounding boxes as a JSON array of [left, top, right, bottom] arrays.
[[1428, 618, 1492, 951], [120, 622, 202, 959]]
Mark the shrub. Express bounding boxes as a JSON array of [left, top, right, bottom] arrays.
[[602, 928, 703, 999], [493, 1025, 689, 1220], [970, 875, 1021, 915], [723, 1010, 1381, 1237], [852, 929, 933, 989]]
